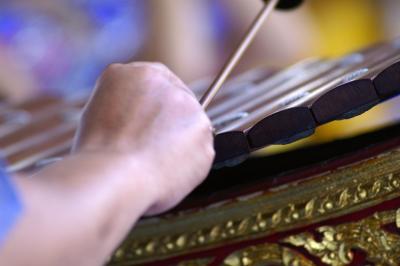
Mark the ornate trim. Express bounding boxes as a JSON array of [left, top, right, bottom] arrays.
[[110, 149, 400, 265], [285, 209, 400, 265], [220, 209, 400, 266], [222, 243, 314, 266]]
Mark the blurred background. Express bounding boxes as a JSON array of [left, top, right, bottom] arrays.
[[0, 0, 399, 147]]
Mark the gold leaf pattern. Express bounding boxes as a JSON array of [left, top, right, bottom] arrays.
[[284, 210, 400, 265], [222, 243, 314, 266], [109, 150, 400, 265]]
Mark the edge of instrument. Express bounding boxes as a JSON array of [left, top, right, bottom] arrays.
[[109, 122, 400, 266]]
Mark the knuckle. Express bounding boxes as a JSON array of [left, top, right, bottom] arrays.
[[131, 62, 169, 76], [184, 94, 202, 110], [130, 61, 168, 71], [200, 113, 212, 129], [150, 62, 169, 71], [135, 64, 167, 81], [206, 145, 216, 160], [103, 63, 124, 77], [99, 63, 126, 84], [104, 62, 168, 82], [188, 111, 212, 136], [170, 90, 193, 108]]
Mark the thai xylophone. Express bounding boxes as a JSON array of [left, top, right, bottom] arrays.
[[1, 38, 400, 266], [1, 38, 400, 173]]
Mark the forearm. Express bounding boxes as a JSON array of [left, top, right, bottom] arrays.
[[0, 152, 156, 266]]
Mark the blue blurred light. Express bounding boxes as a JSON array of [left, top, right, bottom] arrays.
[[0, 167, 23, 246], [209, 0, 232, 42], [0, 0, 148, 95], [90, 3, 122, 24], [0, 11, 23, 41]]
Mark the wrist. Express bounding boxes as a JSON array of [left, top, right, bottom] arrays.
[[69, 150, 162, 215]]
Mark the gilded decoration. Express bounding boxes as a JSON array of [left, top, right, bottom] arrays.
[[284, 210, 400, 266], [222, 243, 315, 266], [109, 149, 400, 265], [216, 209, 400, 266]]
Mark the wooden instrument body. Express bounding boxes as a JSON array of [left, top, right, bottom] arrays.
[[1, 39, 400, 265]]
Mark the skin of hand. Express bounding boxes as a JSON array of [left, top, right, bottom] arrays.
[[0, 62, 214, 266], [73, 62, 215, 215]]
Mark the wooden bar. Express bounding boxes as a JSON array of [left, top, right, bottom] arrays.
[[7, 141, 72, 173], [247, 106, 315, 148], [6, 124, 75, 165], [374, 61, 400, 99], [217, 41, 400, 152], [208, 58, 328, 120], [309, 52, 400, 123], [213, 131, 249, 167]]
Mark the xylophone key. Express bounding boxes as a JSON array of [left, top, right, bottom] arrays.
[[215, 40, 400, 155], [7, 141, 72, 173], [374, 61, 400, 99], [6, 124, 75, 166], [310, 55, 400, 123], [208, 58, 327, 120]]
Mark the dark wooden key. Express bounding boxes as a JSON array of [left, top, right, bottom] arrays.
[[205, 68, 277, 109], [191, 67, 272, 97], [311, 55, 400, 124], [191, 67, 276, 112], [374, 61, 400, 99], [214, 61, 357, 148], [213, 131, 250, 168], [310, 39, 400, 122], [212, 46, 391, 163], [215, 41, 400, 154], [374, 47, 400, 100], [247, 51, 400, 148], [211, 60, 332, 164], [208, 58, 328, 120], [215, 42, 396, 129], [291, 44, 400, 123]]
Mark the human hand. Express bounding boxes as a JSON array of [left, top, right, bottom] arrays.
[[73, 62, 215, 215]]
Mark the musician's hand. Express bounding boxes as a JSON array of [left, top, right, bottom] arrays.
[[73, 62, 215, 215]]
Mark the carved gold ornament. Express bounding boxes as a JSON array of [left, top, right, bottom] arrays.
[[218, 209, 400, 266], [285, 210, 400, 266], [109, 149, 400, 265], [222, 243, 314, 266]]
